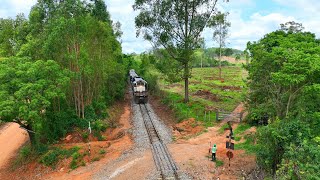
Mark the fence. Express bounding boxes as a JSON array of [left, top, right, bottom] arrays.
[[216, 111, 244, 122]]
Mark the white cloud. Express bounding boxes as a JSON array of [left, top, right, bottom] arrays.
[[105, 0, 151, 54], [204, 10, 296, 50], [273, 0, 320, 14], [0, 0, 36, 18]]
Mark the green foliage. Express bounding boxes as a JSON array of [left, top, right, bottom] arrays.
[[160, 91, 215, 127], [215, 159, 224, 167], [69, 159, 78, 170], [12, 145, 38, 168], [40, 149, 61, 168], [91, 157, 100, 162], [20, 146, 32, 159], [134, 0, 224, 102], [82, 132, 89, 141], [91, 119, 108, 141], [0, 14, 29, 57], [219, 123, 229, 134], [0, 57, 70, 146], [234, 124, 251, 135], [235, 133, 256, 154], [246, 27, 320, 178], [246, 30, 320, 123], [99, 149, 106, 154], [40, 146, 80, 169], [0, 0, 127, 147]]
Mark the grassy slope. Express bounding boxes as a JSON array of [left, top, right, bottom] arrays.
[[158, 66, 247, 127]]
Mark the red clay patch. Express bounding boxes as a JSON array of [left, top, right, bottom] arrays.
[[194, 90, 220, 102]]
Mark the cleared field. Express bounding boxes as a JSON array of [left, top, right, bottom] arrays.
[[159, 66, 247, 126]]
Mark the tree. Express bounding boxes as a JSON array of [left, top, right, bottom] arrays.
[[246, 29, 319, 122], [0, 58, 69, 147], [235, 53, 241, 61], [134, 0, 223, 102], [246, 25, 320, 178], [0, 14, 29, 57], [90, 0, 111, 23], [280, 21, 304, 33], [208, 12, 230, 79], [19, 0, 123, 119], [224, 47, 233, 56]]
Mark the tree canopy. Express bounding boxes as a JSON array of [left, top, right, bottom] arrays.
[[134, 0, 223, 102], [246, 24, 320, 178], [0, 0, 127, 148]]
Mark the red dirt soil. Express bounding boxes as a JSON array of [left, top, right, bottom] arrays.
[[193, 90, 220, 102], [173, 118, 205, 139], [0, 123, 28, 170], [169, 124, 256, 179]]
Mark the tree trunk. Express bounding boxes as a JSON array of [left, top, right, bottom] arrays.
[[26, 124, 36, 147], [184, 63, 189, 103], [219, 43, 222, 79]]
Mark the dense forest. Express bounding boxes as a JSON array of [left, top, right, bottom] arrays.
[[0, 0, 129, 149]]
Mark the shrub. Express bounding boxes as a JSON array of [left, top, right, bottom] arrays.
[[20, 146, 32, 158], [69, 159, 78, 170], [40, 149, 61, 168], [40, 146, 81, 169], [99, 149, 106, 154], [82, 132, 89, 141]]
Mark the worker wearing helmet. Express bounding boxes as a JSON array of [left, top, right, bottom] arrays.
[[211, 144, 217, 161]]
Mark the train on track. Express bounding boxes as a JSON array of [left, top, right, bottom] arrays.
[[129, 69, 148, 104]]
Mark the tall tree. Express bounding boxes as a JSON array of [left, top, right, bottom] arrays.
[[208, 12, 230, 79], [91, 0, 111, 23], [0, 14, 29, 57], [0, 58, 69, 147], [246, 24, 319, 122], [246, 23, 320, 179], [134, 0, 223, 102], [280, 21, 304, 33], [18, 0, 123, 120]]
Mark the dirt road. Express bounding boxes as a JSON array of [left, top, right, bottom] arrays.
[[0, 123, 28, 169]]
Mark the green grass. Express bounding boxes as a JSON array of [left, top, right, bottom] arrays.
[[158, 66, 247, 126], [215, 159, 224, 167], [234, 124, 251, 135], [218, 123, 230, 134], [40, 146, 81, 169], [12, 145, 38, 169], [92, 157, 100, 162], [99, 149, 106, 154], [233, 123, 252, 142], [235, 133, 256, 154]]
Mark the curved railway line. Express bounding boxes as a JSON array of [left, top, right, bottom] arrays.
[[139, 103, 179, 180]]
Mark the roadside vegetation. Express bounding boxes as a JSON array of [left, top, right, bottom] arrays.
[[0, 0, 133, 171], [245, 22, 320, 179]]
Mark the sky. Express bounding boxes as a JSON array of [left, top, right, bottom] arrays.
[[0, 0, 319, 54]]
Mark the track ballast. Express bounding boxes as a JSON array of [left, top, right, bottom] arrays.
[[139, 103, 179, 179]]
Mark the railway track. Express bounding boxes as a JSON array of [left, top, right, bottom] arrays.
[[139, 103, 179, 180]]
